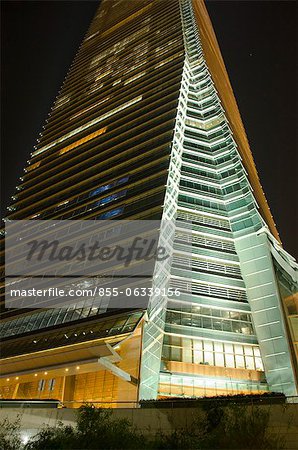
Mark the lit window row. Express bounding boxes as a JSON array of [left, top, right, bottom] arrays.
[[176, 210, 231, 230], [95, 190, 127, 208], [180, 179, 223, 196], [24, 177, 129, 220], [166, 310, 254, 335], [88, 82, 104, 95], [97, 206, 124, 220], [69, 97, 110, 121], [52, 94, 71, 110], [1, 305, 138, 341], [86, 68, 112, 83], [58, 126, 107, 156], [24, 126, 107, 172], [38, 378, 56, 392], [124, 71, 146, 86], [89, 176, 129, 198], [155, 37, 181, 54], [163, 336, 264, 371], [31, 96, 142, 157], [170, 278, 247, 302], [167, 303, 250, 322], [172, 254, 241, 277], [154, 51, 184, 69], [174, 232, 235, 253], [46, 188, 127, 220], [87, 25, 150, 70], [54, 200, 125, 221], [178, 194, 227, 213], [26, 161, 41, 172]]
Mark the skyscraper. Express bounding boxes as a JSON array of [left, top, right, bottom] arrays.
[[1, 0, 297, 405]]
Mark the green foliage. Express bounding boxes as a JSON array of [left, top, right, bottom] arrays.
[[24, 405, 144, 450], [147, 403, 286, 450], [0, 415, 23, 450], [140, 392, 286, 408], [24, 421, 75, 450], [151, 428, 202, 450], [198, 403, 286, 449], [74, 404, 144, 449], [21, 403, 287, 450]]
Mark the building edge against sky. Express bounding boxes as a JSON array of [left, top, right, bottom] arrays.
[[139, 0, 298, 400], [1, 0, 297, 405]]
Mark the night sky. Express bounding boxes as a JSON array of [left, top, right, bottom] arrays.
[[1, 1, 297, 259]]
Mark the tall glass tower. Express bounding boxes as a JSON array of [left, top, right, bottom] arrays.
[[1, 0, 297, 405]]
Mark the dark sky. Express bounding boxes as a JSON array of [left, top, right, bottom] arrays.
[[1, 1, 297, 259]]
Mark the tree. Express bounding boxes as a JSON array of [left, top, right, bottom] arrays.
[[0, 415, 23, 450]]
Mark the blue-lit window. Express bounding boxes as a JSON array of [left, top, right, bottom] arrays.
[[89, 176, 129, 198], [96, 190, 127, 207], [117, 176, 129, 185], [89, 184, 112, 197], [97, 195, 114, 206], [98, 207, 124, 220]]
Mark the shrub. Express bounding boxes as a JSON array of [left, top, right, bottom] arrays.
[[23, 402, 288, 450], [24, 405, 145, 450]]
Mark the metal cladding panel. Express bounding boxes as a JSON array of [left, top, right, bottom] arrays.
[[192, 0, 279, 242], [234, 232, 297, 395]]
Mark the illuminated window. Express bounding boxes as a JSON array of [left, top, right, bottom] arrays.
[[90, 54, 104, 68], [26, 161, 41, 172], [69, 97, 110, 121], [193, 350, 203, 364], [244, 346, 253, 356], [126, 61, 147, 74], [98, 207, 124, 220], [56, 200, 69, 208], [58, 127, 107, 156], [171, 347, 182, 362], [235, 355, 245, 368], [255, 357, 263, 371], [95, 70, 112, 82], [38, 379, 45, 391], [155, 38, 181, 54], [48, 378, 56, 391], [85, 31, 99, 42], [86, 68, 112, 83], [89, 176, 129, 198], [53, 94, 70, 110], [245, 356, 255, 370], [204, 352, 214, 365], [155, 51, 184, 69], [32, 97, 142, 157], [96, 190, 127, 207], [90, 184, 112, 197], [88, 83, 104, 94], [225, 354, 235, 368], [215, 353, 225, 367], [124, 72, 146, 86], [118, 176, 129, 184]]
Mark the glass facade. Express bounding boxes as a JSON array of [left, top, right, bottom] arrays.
[[1, 0, 297, 405]]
